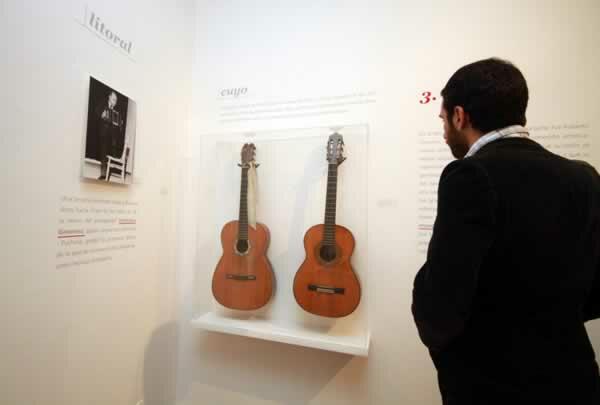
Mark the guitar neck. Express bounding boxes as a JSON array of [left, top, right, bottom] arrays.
[[323, 163, 338, 246], [238, 167, 249, 240]]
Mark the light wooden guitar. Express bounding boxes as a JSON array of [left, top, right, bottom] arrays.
[[293, 133, 361, 317], [212, 143, 274, 310]]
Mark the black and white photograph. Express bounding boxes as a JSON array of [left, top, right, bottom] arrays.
[[82, 76, 136, 184]]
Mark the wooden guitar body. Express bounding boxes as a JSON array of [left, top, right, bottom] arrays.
[[212, 220, 274, 310], [293, 224, 361, 317]]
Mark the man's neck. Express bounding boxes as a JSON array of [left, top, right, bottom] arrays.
[[463, 125, 530, 158], [465, 129, 483, 149]]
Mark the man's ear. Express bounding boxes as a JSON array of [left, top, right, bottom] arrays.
[[453, 106, 470, 130]]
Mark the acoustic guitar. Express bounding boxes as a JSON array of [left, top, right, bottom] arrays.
[[212, 143, 274, 310], [293, 133, 361, 317]]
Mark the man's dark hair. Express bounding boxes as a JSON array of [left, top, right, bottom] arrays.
[[441, 58, 529, 133]]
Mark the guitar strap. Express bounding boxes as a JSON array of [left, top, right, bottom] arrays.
[[247, 165, 258, 229]]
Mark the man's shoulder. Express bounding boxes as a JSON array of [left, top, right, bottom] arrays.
[[462, 138, 558, 172], [462, 140, 600, 192], [439, 159, 491, 195], [471, 137, 547, 158], [441, 157, 488, 179], [572, 159, 600, 177], [573, 161, 600, 195]]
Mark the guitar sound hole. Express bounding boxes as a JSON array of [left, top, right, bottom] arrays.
[[319, 244, 337, 262], [236, 239, 249, 254]]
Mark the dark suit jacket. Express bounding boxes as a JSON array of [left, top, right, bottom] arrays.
[[412, 138, 600, 404]]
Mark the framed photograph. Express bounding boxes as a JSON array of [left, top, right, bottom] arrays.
[[82, 77, 136, 184]]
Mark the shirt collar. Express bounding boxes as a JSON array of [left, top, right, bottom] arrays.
[[465, 125, 529, 158]]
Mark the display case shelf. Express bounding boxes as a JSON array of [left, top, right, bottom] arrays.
[[191, 312, 370, 356]]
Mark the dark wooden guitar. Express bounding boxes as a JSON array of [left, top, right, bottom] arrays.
[[212, 143, 274, 310], [293, 133, 361, 317]]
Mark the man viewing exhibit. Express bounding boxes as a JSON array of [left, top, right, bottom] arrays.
[[412, 58, 600, 404]]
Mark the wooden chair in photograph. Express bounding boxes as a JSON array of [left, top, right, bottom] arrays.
[[105, 145, 131, 182]]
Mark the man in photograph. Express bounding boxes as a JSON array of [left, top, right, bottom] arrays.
[[95, 90, 123, 180], [412, 58, 600, 404]]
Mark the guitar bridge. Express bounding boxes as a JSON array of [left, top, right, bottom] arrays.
[[226, 274, 256, 281], [308, 284, 345, 294]]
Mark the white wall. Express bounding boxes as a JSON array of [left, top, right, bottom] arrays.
[[178, 1, 600, 404], [0, 1, 194, 404]]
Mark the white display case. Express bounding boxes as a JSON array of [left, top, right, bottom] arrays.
[[191, 124, 370, 356]]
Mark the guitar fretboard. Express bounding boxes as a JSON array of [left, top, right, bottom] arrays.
[[323, 163, 338, 246], [238, 167, 249, 240]]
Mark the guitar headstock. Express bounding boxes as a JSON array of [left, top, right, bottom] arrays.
[[239, 143, 258, 168], [326, 133, 346, 165]]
